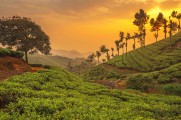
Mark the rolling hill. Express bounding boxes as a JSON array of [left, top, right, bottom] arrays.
[[28, 55, 85, 68], [85, 32, 181, 95], [0, 67, 181, 119]]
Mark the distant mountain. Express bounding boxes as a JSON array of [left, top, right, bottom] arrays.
[[51, 49, 91, 58]]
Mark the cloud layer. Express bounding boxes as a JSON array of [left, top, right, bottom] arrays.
[[0, 0, 181, 19]]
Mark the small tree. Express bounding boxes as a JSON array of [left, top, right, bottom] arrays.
[[120, 42, 125, 64], [86, 53, 95, 67], [171, 10, 181, 29], [100, 45, 110, 61], [125, 33, 131, 56], [0, 16, 51, 63], [168, 17, 178, 47], [96, 51, 101, 64], [115, 40, 120, 56], [162, 18, 168, 39], [111, 47, 114, 57], [133, 9, 149, 46], [150, 13, 163, 42]]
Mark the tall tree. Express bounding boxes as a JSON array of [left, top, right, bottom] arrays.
[[133, 9, 149, 46], [133, 32, 138, 49], [171, 10, 181, 29], [125, 33, 131, 56], [120, 42, 125, 64], [100, 45, 110, 61], [111, 47, 114, 57], [168, 17, 178, 47], [115, 40, 120, 56], [150, 13, 163, 42], [96, 51, 101, 64], [162, 18, 168, 39], [0, 16, 51, 63], [86, 53, 95, 64], [120, 31, 124, 42]]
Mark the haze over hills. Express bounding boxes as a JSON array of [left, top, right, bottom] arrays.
[[51, 49, 91, 58]]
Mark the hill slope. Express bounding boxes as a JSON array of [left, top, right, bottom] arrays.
[[107, 32, 181, 72], [84, 32, 181, 95], [28, 55, 85, 68], [0, 68, 181, 119]]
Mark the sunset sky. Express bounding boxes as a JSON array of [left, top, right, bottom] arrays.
[[0, 0, 181, 53]]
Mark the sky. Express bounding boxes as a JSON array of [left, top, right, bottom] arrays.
[[0, 0, 181, 53]]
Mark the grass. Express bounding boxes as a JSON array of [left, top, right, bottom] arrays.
[[0, 68, 181, 119]]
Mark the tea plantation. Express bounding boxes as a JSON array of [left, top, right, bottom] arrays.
[[0, 67, 181, 119], [107, 32, 181, 72]]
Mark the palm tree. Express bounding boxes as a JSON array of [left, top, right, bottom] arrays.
[[171, 10, 181, 29], [96, 51, 101, 64], [133, 9, 149, 46], [111, 47, 114, 57], [168, 17, 178, 47], [115, 40, 120, 56]]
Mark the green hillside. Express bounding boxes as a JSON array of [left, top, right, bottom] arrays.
[[107, 32, 181, 72], [127, 63, 181, 95], [0, 68, 181, 119], [84, 32, 181, 96], [28, 55, 85, 68]]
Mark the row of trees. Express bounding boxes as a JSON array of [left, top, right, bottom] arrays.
[[86, 9, 180, 64], [0, 16, 51, 63]]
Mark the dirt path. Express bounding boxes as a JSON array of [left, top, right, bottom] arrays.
[[96, 80, 127, 90]]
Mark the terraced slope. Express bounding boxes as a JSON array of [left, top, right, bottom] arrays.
[[0, 68, 181, 119], [107, 32, 181, 72], [127, 63, 181, 95]]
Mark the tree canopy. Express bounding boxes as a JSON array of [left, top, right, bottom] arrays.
[[0, 16, 51, 63]]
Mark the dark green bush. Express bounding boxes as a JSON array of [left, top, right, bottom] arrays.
[[0, 48, 24, 58]]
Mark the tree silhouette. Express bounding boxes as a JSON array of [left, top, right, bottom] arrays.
[[125, 33, 131, 56], [150, 13, 163, 42], [133, 32, 138, 49], [100, 45, 110, 61], [111, 47, 114, 57], [171, 10, 181, 29], [162, 18, 168, 39], [120, 31, 124, 42], [0, 16, 51, 63], [120, 42, 125, 64], [168, 17, 178, 47], [115, 40, 121, 56], [96, 51, 101, 64], [86, 53, 95, 64], [133, 9, 149, 46]]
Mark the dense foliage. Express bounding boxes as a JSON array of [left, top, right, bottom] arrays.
[[107, 32, 181, 72], [0, 16, 51, 63], [0, 48, 24, 58], [0, 68, 181, 119], [127, 63, 181, 96]]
